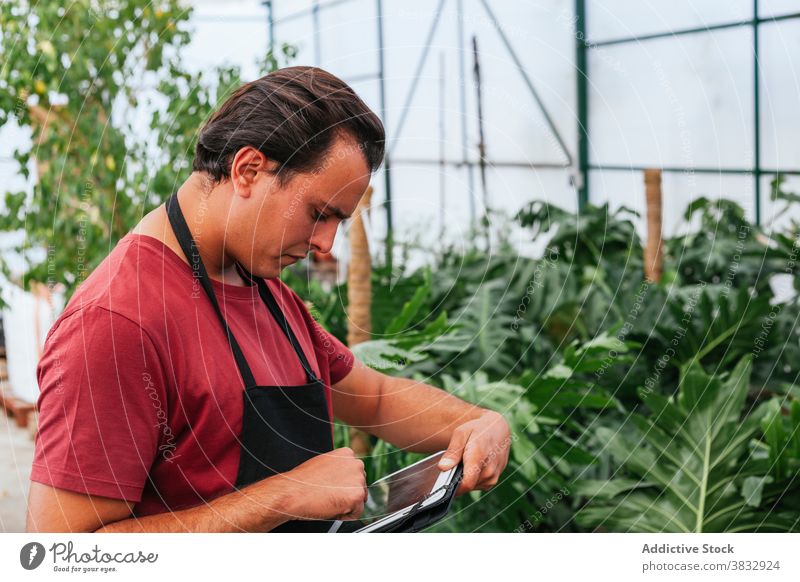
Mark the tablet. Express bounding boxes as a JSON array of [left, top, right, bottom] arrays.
[[329, 450, 461, 533]]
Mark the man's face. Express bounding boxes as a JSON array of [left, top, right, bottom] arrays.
[[229, 136, 372, 279]]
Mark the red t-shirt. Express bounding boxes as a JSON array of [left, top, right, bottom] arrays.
[[30, 233, 355, 516]]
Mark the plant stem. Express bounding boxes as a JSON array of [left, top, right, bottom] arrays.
[[696, 433, 711, 533]]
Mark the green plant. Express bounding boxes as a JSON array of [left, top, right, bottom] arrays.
[[427, 333, 629, 532], [575, 356, 800, 532], [0, 1, 294, 298]]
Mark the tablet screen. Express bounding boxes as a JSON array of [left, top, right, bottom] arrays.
[[359, 451, 449, 526]]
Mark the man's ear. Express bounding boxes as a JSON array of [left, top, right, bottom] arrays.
[[229, 147, 276, 198]]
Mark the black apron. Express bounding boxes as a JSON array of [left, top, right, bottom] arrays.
[[166, 193, 360, 533]]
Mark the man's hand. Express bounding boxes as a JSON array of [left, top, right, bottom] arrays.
[[437, 410, 512, 496], [277, 447, 368, 521]]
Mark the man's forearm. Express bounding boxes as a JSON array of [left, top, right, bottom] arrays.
[[96, 475, 297, 533], [372, 376, 486, 452]]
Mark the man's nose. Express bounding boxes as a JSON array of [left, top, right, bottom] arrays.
[[308, 221, 340, 254]]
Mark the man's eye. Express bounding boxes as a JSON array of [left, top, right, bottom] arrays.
[[312, 210, 329, 221]]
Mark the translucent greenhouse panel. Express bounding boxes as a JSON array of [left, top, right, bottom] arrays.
[[484, 166, 577, 218], [184, 18, 269, 80], [761, 174, 800, 234], [587, 0, 752, 43], [345, 77, 382, 124], [317, 0, 378, 79], [272, 13, 317, 66], [455, 0, 577, 164], [383, 0, 574, 166], [272, 0, 316, 22], [760, 172, 800, 303], [589, 169, 646, 238], [760, 19, 800, 171], [381, 0, 464, 163], [191, 0, 265, 17], [377, 163, 573, 256], [661, 171, 755, 230], [388, 163, 475, 250], [759, 0, 800, 18], [589, 27, 754, 170], [591, 169, 754, 238], [485, 166, 578, 258]]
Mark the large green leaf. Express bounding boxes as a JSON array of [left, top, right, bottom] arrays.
[[576, 356, 800, 532]]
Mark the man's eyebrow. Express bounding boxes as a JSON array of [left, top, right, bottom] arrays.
[[325, 204, 352, 220]]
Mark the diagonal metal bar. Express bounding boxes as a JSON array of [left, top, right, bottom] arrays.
[[588, 12, 800, 48], [479, 0, 573, 166], [388, 0, 447, 157]]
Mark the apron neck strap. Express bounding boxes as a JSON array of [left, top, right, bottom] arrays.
[[165, 192, 320, 387], [237, 265, 320, 385], [166, 192, 257, 387]]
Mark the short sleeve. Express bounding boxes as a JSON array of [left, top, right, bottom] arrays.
[[30, 306, 168, 502], [309, 315, 356, 385]]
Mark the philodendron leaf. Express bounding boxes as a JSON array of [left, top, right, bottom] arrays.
[[573, 478, 652, 500], [384, 268, 432, 335], [577, 355, 800, 532], [351, 340, 425, 371], [741, 475, 774, 508]]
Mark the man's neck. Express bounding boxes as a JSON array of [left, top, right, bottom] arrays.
[[178, 179, 243, 285], [134, 174, 249, 286]]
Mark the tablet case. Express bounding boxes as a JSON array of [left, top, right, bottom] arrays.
[[359, 462, 464, 533]]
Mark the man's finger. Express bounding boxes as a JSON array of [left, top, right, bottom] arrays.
[[456, 441, 485, 493], [478, 460, 495, 482], [438, 427, 472, 470]]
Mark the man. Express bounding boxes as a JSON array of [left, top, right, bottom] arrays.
[[26, 66, 511, 533]]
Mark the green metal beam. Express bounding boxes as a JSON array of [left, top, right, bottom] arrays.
[[575, 0, 589, 208], [584, 6, 800, 224], [456, 0, 476, 227], [589, 12, 800, 48], [263, 1, 274, 54], [753, 0, 762, 225], [589, 164, 800, 176], [376, 0, 393, 271]]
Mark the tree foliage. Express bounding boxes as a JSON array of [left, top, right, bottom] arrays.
[[0, 0, 293, 295]]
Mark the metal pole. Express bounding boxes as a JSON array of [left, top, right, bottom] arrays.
[[439, 52, 447, 240], [753, 0, 761, 225], [575, 0, 590, 208], [263, 0, 275, 55], [312, 0, 321, 66], [376, 0, 393, 270], [472, 35, 489, 213], [456, 0, 476, 227]]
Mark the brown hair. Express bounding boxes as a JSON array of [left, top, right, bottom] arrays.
[[193, 66, 385, 183]]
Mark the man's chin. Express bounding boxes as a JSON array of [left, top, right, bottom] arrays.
[[239, 261, 280, 280], [244, 255, 297, 279]]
